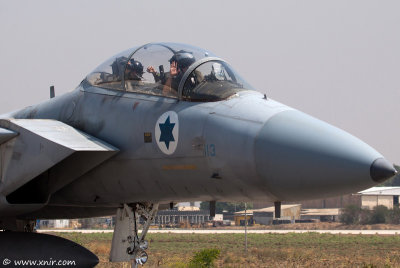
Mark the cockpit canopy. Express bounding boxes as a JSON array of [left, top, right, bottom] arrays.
[[85, 43, 254, 101]]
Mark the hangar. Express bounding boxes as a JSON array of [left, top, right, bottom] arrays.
[[358, 187, 400, 209], [234, 204, 301, 225]]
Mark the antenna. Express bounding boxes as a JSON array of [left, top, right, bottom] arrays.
[[50, 86, 55, 99]]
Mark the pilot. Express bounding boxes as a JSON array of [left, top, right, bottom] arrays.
[[125, 59, 144, 81], [147, 50, 200, 96], [124, 59, 145, 91]]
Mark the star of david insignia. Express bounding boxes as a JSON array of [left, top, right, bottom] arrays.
[[158, 116, 175, 149]]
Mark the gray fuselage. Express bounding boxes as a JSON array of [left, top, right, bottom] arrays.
[[1, 81, 386, 220]]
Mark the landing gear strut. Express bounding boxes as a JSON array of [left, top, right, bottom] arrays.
[[110, 203, 159, 267]]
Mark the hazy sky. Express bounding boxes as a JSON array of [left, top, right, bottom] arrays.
[[0, 1, 399, 164]]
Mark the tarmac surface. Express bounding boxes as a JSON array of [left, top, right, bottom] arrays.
[[38, 229, 400, 235]]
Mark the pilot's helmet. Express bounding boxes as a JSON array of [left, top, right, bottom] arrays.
[[127, 59, 144, 76], [169, 50, 196, 70]]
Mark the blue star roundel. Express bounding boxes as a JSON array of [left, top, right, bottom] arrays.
[[155, 111, 179, 155]]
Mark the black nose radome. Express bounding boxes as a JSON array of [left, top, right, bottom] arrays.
[[370, 158, 397, 183]]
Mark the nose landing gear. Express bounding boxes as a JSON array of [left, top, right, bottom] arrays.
[[110, 203, 159, 267]]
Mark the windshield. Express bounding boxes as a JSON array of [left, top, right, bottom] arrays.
[[182, 60, 254, 102], [85, 47, 137, 91]]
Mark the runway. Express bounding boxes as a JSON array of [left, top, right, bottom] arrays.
[[38, 229, 400, 235]]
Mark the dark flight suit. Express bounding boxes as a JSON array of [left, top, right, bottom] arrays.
[[151, 70, 203, 93]]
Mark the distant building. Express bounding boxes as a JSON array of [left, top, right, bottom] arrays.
[[254, 194, 361, 210], [213, 214, 223, 221], [176, 202, 201, 208], [255, 204, 301, 225], [301, 208, 340, 222], [177, 206, 200, 211], [38, 219, 70, 229], [54, 220, 69, 229], [234, 210, 255, 226], [358, 187, 400, 209], [234, 204, 301, 225], [154, 209, 211, 226]]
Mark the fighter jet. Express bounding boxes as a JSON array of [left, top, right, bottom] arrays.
[[0, 42, 396, 266]]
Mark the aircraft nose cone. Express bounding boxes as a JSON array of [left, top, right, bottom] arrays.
[[255, 110, 387, 201], [370, 158, 397, 183]]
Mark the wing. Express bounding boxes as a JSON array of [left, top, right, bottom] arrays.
[[0, 119, 119, 216]]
